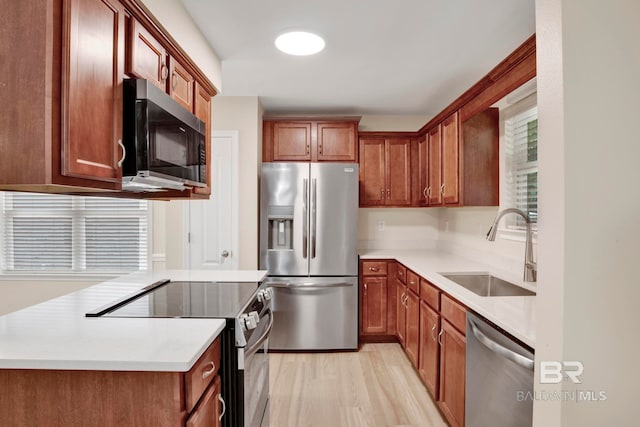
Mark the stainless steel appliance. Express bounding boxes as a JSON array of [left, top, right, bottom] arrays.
[[259, 163, 359, 350], [86, 280, 272, 427], [122, 78, 207, 192], [466, 311, 534, 427]]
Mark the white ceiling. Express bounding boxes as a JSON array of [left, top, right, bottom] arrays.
[[181, 0, 535, 118]]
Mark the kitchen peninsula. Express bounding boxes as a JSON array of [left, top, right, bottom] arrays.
[[0, 269, 266, 427]]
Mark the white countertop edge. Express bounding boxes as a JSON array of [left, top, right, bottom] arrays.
[[359, 249, 536, 348]]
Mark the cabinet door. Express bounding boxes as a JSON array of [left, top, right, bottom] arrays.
[[439, 319, 466, 427], [396, 282, 407, 347], [442, 112, 460, 205], [361, 277, 388, 335], [186, 376, 223, 427], [127, 18, 168, 90], [193, 82, 211, 196], [385, 138, 411, 206], [359, 139, 386, 206], [62, 0, 125, 182], [273, 122, 312, 161], [427, 125, 442, 205], [405, 289, 420, 368], [412, 137, 429, 206], [419, 301, 440, 399], [317, 122, 357, 162], [169, 57, 194, 111]]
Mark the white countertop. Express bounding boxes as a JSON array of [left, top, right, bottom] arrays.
[[0, 269, 267, 372], [359, 249, 536, 348]]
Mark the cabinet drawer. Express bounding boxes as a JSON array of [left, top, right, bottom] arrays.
[[186, 375, 222, 427], [362, 261, 387, 276], [440, 294, 466, 335], [406, 270, 419, 295], [420, 279, 440, 311], [397, 264, 407, 283], [185, 338, 221, 413]]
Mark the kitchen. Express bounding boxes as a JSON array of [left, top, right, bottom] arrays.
[[0, 0, 638, 426]]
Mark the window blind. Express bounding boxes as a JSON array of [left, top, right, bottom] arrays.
[[0, 193, 148, 273], [504, 103, 538, 229]]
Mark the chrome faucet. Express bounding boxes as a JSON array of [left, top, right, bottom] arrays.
[[486, 208, 537, 282]]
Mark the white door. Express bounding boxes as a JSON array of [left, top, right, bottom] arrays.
[[185, 130, 239, 270]]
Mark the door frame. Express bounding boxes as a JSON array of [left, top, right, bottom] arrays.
[[183, 130, 240, 269]]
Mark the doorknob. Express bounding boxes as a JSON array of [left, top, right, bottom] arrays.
[[221, 250, 230, 258]]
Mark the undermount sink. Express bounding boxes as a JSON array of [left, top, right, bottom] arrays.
[[440, 273, 536, 297]]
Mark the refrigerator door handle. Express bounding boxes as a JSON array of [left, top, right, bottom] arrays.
[[267, 281, 352, 289], [311, 178, 317, 259], [302, 178, 308, 259]]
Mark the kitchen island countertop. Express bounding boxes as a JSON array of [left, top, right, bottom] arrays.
[[359, 249, 536, 348], [0, 269, 267, 372]]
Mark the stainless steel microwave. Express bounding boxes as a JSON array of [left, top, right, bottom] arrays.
[[121, 78, 207, 192]]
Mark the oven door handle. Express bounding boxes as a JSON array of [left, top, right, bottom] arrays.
[[245, 308, 274, 357]]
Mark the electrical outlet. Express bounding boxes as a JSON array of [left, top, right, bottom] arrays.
[[377, 220, 385, 231]]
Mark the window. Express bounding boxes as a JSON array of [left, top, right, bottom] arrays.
[[0, 193, 149, 274], [501, 91, 538, 233]]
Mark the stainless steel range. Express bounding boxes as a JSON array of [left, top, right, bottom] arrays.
[[86, 280, 273, 427]]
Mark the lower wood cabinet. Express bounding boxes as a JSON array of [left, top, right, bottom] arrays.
[[438, 319, 466, 427], [404, 289, 420, 367], [419, 300, 440, 399], [361, 276, 388, 335], [396, 280, 407, 347], [0, 338, 223, 427]]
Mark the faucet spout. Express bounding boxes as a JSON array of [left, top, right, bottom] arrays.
[[486, 208, 537, 282]]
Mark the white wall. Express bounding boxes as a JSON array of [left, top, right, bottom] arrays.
[[534, 0, 640, 425], [139, 0, 222, 91], [359, 115, 429, 132], [212, 96, 263, 269], [359, 208, 439, 250], [0, 280, 101, 316]]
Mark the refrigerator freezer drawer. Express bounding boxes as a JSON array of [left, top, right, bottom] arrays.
[[265, 276, 358, 350]]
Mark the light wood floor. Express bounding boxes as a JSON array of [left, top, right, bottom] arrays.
[[269, 343, 447, 427]]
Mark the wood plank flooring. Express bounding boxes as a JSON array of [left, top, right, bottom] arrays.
[[269, 343, 447, 427]]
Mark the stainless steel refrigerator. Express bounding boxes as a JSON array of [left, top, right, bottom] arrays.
[[260, 163, 358, 350]]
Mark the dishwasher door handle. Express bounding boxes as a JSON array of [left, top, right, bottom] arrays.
[[468, 318, 534, 370]]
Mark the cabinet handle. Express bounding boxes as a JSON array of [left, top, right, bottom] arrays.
[[426, 186, 432, 200], [409, 280, 415, 285], [438, 329, 443, 345], [306, 144, 310, 154], [364, 283, 368, 295], [423, 187, 428, 199], [117, 139, 126, 168], [201, 361, 216, 379], [398, 271, 403, 277], [172, 72, 177, 90], [380, 189, 385, 199], [218, 393, 226, 421], [440, 184, 445, 195], [431, 324, 437, 342], [161, 63, 169, 81], [368, 267, 379, 272], [319, 144, 323, 155], [387, 189, 391, 199]]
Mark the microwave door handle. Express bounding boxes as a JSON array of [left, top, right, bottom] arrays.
[[302, 179, 308, 259]]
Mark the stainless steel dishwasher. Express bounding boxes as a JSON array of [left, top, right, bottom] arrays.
[[466, 312, 535, 427]]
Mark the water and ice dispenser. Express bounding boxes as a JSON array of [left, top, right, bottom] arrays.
[[267, 206, 293, 250]]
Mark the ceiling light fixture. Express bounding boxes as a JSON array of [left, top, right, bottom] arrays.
[[275, 31, 325, 56]]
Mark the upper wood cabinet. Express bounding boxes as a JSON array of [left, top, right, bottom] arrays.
[[411, 136, 428, 206], [359, 136, 411, 207], [127, 18, 168, 90], [192, 82, 212, 197], [263, 118, 359, 162], [1, 0, 217, 197], [62, 0, 126, 184], [441, 112, 460, 206], [426, 125, 443, 206]]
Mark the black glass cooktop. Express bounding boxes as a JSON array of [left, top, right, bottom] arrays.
[[91, 281, 260, 319]]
